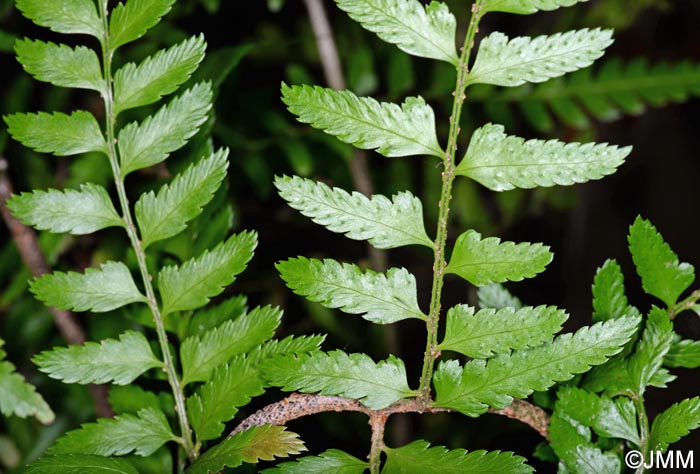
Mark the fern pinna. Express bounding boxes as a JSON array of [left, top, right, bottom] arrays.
[[5, 0, 312, 472], [238, 0, 697, 473]]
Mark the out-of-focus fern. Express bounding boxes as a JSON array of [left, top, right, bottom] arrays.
[[471, 58, 700, 132]]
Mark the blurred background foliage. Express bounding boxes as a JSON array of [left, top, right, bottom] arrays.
[[1, 0, 699, 471]]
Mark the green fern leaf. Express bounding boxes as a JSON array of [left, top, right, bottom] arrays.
[[445, 230, 552, 286], [185, 295, 248, 337], [477, 284, 523, 310], [8, 183, 123, 235], [477, 59, 700, 132], [49, 407, 176, 456], [282, 84, 443, 158], [187, 358, 265, 441], [556, 386, 640, 444], [277, 257, 426, 324], [665, 338, 700, 369], [30, 261, 147, 312], [109, 0, 175, 50], [438, 304, 567, 358], [456, 123, 630, 191], [187, 426, 305, 474], [136, 148, 228, 248], [0, 340, 54, 424], [334, 0, 458, 65], [180, 306, 280, 385], [24, 455, 139, 474], [262, 350, 416, 409], [382, 440, 533, 474], [275, 175, 433, 249], [15, 39, 104, 92], [482, 0, 590, 15], [108, 385, 166, 415], [548, 413, 622, 473], [261, 450, 367, 474], [628, 216, 694, 308], [433, 315, 640, 416], [649, 397, 700, 452], [581, 356, 634, 396], [117, 82, 212, 177], [32, 330, 162, 385], [251, 334, 327, 361], [467, 29, 613, 87], [627, 307, 674, 395], [4, 110, 106, 156], [15, 0, 102, 38], [592, 259, 629, 322], [114, 34, 207, 113], [158, 230, 256, 316]]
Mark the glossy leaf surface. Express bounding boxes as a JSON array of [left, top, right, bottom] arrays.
[[8, 183, 123, 235], [277, 257, 426, 324], [275, 175, 432, 249]]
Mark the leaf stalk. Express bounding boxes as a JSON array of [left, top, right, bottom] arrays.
[[418, 0, 485, 400], [97, 3, 196, 462]]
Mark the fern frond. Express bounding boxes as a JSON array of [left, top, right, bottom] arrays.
[[434, 316, 640, 416], [474, 58, 700, 131]]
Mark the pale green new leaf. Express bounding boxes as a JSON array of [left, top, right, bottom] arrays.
[[118, 82, 212, 176], [0, 341, 54, 424], [262, 449, 368, 474], [649, 397, 700, 452], [186, 426, 305, 474], [49, 407, 176, 456], [180, 305, 280, 385], [627, 307, 674, 395], [159, 230, 256, 316], [438, 304, 567, 358], [8, 183, 123, 235], [136, 148, 228, 248], [628, 216, 694, 307], [109, 0, 175, 50], [30, 261, 146, 312], [382, 440, 533, 474], [665, 338, 700, 368], [592, 259, 629, 322], [548, 413, 622, 474], [187, 358, 265, 441], [24, 455, 138, 474], [445, 230, 552, 286], [482, 0, 590, 15], [114, 34, 207, 113], [282, 84, 443, 158], [33, 330, 162, 385], [275, 175, 432, 249], [261, 350, 416, 409], [334, 0, 458, 65], [456, 123, 630, 191], [477, 284, 522, 310], [15, 0, 102, 38], [4, 110, 106, 156], [467, 29, 613, 87], [15, 39, 104, 92], [276, 257, 426, 324], [556, 386, 640, 445], [433, 316, 640, 416]]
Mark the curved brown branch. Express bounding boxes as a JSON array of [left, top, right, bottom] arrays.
[[0, 156, 113, 418], [231, 393, 549, 440]]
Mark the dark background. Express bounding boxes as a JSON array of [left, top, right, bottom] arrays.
[[1, 0, 699, 471]]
